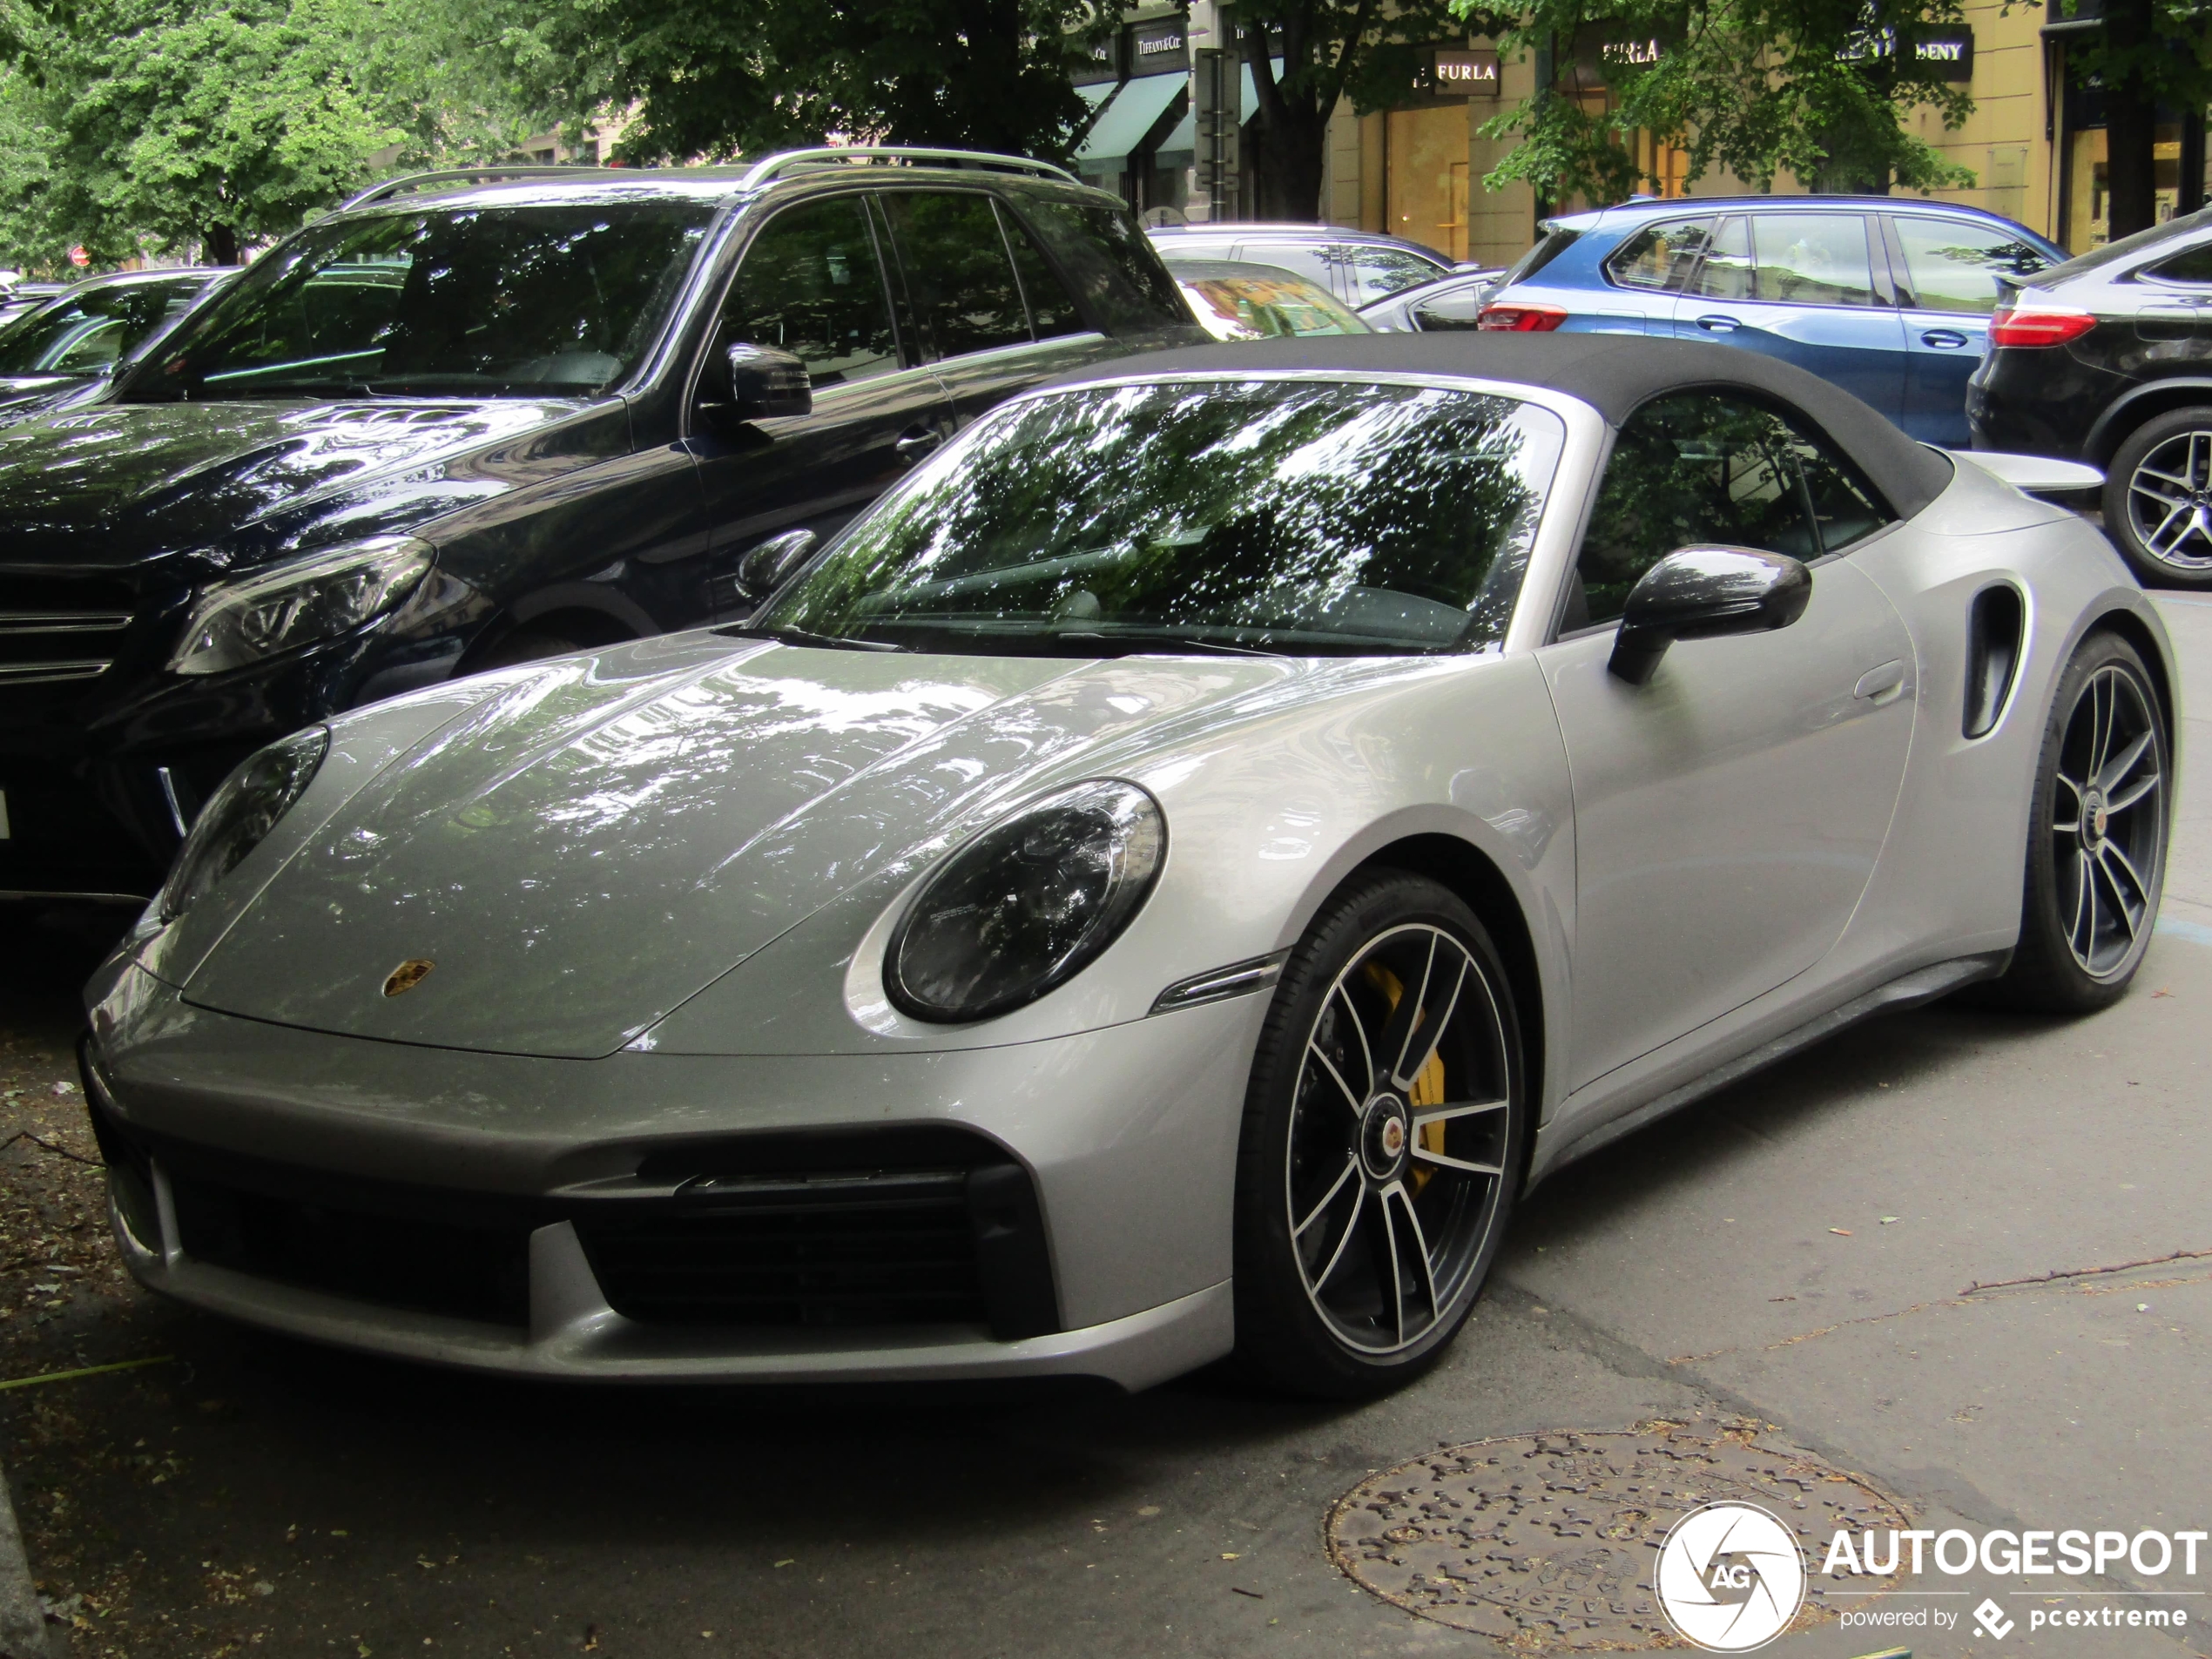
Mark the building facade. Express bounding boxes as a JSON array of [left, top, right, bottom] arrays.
[[1071, 3, 2203, 264]]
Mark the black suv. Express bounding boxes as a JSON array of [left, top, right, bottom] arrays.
[[1968, 205, 2212, 587], [0, 149, 1198, 901]]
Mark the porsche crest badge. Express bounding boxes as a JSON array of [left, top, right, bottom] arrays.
[[381, 959, 435, 997]]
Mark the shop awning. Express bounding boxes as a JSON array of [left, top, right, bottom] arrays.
[[1076, 71, 1184, 163], [1158, 59, 1285, 155]]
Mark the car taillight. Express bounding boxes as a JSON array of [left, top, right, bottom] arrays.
[[1476, 303, 1569, 333], [1988, 306, 2099, 347]]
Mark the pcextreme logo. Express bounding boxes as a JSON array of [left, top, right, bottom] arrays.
[[1655, 1501, 1806, 1651]]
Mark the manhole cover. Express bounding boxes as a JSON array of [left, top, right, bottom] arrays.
[[1326, 1422, 1909, 1651]]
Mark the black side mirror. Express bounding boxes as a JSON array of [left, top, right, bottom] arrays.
[[736, 528, 819, 600], [1607, 546, 1811, 685], [699, 342, 813, 421]]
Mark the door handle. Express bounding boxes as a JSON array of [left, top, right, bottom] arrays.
[[1920, 329, 1971, 348], [894, 425, 944, 462], [1694, 315, 1740, 333], [1853, 659, 1906, 702]]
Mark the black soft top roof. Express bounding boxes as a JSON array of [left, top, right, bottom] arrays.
[[1045, 332, 1955, 517]]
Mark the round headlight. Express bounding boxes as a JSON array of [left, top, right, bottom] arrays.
[[886, 779, 1165, 1022], [153, 725, 329, 926]]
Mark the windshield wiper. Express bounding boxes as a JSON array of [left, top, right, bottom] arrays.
[[1052, 631, 1280, 658], [722, 623, 912, 653]]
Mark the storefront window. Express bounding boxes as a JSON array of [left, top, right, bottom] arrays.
[[1386, 104, 1471, 260]]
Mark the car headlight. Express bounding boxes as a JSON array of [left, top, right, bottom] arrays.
[[886, 779, 1165, 1022], [168, 536, 431, 676], [152, 725, 329, 926]]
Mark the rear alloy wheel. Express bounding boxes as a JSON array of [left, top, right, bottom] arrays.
[[1233, 873, 1527, 1399], [2106, 407, 2212, 588], [1989, 631, 2168, 1013]]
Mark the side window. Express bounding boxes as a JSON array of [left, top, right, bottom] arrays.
[[1605, 217, 1715, 292], [1350, 246, 1444, 304], [1750, 214, 1878, 307], [999, 206, 1085, 339], [1689, 216, 1753, 300], [718, 197, 899, 388], [1411, 281, 1489, 331], [1022, 196, 1190, 334], [1892, 216, 2053, 312], [2148, 239, 2212, 285], [880, 192, 1028, 359], [1576, 394, 1836, 627], [1239, 242, 1347, 299]]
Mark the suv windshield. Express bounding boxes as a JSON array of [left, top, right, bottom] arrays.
[[125, 199, 716, 401], [751, 378, 1562, 657], [0, 275, 206, 376]]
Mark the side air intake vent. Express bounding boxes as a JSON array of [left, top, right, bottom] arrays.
[[1964, 584, 2026, 739]]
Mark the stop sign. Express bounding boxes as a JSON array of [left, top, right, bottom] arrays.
[[67, 245, 89, 267]]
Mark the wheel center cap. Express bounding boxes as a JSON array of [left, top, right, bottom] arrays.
[[2085, 787, 2110, 846], [1360, 1093, 1411, 1181]]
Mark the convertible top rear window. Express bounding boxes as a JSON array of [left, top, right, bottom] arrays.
[[752, 377, 1563, 657]]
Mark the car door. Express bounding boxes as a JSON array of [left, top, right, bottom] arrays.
[[1599, 214, 1717, 335], [879, 189, 1128, 435], [1345, 244, 1450, 305], [1670, 213, 1909, 418], [689, 192, 956, 617], [1885, 213, 2061, 444], [1539, 389, 1917, 1090]]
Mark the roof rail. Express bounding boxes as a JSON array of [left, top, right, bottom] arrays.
[[337, 165, 615, 212], [735, 147, 1078, 191]]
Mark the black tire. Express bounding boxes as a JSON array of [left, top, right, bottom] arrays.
[[2103, 407, 2212, 589], [1231, 871, 1528, 1399], [469, 625, 592, 671], [1986, 631, 2168, 1014]]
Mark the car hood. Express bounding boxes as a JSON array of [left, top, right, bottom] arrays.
[[0, 395, 602, 569], [179, 637, 1284, 1058]]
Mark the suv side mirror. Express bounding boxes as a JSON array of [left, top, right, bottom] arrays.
[[1607, 546, 1811, 685], [736, 528, 819, 601], [699, 342, 813, 421]]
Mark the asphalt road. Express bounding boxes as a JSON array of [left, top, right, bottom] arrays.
[[0, 598, 2206, 1659]]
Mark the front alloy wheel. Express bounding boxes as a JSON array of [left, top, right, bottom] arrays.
[[1234, 873, 1526, 1397], [2107, 408, 2212, 588], [1990, 631, 2168, 1012]]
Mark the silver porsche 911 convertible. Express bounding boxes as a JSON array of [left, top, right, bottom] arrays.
[[82, 335, 2172, 1399]]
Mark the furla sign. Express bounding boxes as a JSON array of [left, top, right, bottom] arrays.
[[1433, 48, 1502, 95]]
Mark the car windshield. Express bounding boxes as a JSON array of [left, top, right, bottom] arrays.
[[0, 275, 206, 375], [125, 199, 716, 401], [1174, 270, 1369, 340], [749, 378, 1562, 658]]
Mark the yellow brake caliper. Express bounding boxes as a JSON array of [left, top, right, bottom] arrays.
[[1363, 961, 1447, 1193]]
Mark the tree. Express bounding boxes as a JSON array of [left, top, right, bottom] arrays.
[[499, 0, 1111, 165], [1235, 0, 1482, 219], [1461, 0, 1977, 206], [2060, 0, 2212, 238], [0, 0, 547, 270]]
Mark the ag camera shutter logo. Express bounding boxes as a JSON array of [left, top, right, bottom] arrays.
[[1656, 1501, 1808, 1650]]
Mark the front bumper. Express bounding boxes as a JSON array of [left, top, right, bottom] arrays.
[[84, 961, 1263, 1388]]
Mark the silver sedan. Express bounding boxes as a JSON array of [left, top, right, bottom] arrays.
[[83, 335, 2173, 1399]]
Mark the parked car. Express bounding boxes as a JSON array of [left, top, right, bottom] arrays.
[[1166, 259, 1369, 340], [1147, 223, 1460, 307], [1474, 197, 2063, 446], [1966, 205, 2212, 587], [1357, 266, 1506, 333], [0, 266, 232, 428], [84, 334, 2168, 1397], [0, 280, 64, 327], [0, 150, 1199, 903]]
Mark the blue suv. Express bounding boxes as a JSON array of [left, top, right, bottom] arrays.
[[1478, 197, 2063, 444]]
